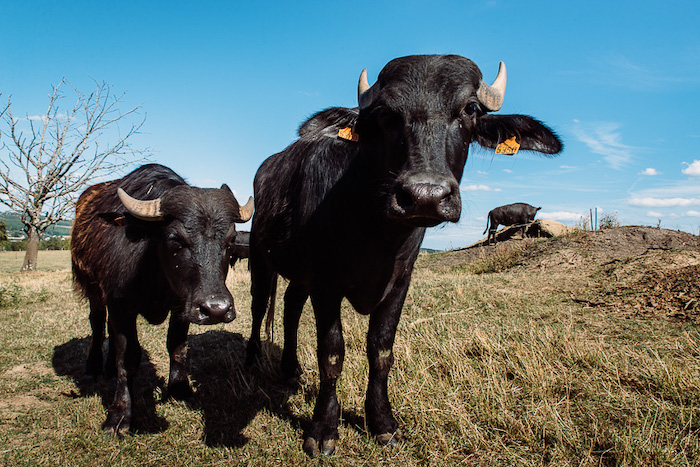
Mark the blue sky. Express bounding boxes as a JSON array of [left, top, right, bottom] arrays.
[[2, 1, 699, 250]]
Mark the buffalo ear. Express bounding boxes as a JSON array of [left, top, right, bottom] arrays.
[[475, 114, 563, 156], [98, 212, 129, 226]]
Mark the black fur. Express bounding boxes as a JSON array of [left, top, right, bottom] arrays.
[[246, 55, 563, 456], [71, 163, 247, 435], [483, 202, 542, 244]]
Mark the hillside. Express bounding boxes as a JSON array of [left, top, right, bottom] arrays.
[[0, 211, 72, 238], [420, 225, 700, 322]]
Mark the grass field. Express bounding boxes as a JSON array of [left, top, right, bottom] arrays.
[[1, 239, 699, 466], [0, 250, 72, 274]]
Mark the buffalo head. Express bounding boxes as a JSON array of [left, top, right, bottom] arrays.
[[118, 185, 254, 324], [355, 55, 561, 227]]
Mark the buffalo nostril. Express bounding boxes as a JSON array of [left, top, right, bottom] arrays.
[[200, 297, 232, 318], [401, 183, 452, 207]]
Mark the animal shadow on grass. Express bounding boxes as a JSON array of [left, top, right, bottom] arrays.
[[187, 330, 300, 448], [52, 337, 169, 434], [51, 331, 301, 447]]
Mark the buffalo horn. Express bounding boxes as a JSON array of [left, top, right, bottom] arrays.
[[358, 69, 379, 110], [476, 61, 507, 112], [238, 196, 254, 222], [117, 187, 164, 221]]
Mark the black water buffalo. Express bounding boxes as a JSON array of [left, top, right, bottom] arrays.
[[230, 230, 250, 268], [71, 163, 253, 435], [246, 54, 562, 456], [483, 202, 541, 244]]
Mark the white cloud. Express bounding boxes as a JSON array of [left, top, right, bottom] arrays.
[[572, 121, 637, 169], [646, 211, 663, 217], [476, 170, 488, 176], [559, 165, 577, 169], [462, 184, 501, 192], [589, 53, 689, 90], [538, 211, 583, 221], [639, 168, 659, 176], [685, 210, 700, 217], [629, 197, 700, 207], [502, 169, 513, 174], [682, 160, 700, 177]]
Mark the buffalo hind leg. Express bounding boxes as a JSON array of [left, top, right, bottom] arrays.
[[245, 248, 276, 366], [86, 298, 107, 379], [103, 309, 141, 436], [280, 281, 308, 380], [303, 291, 344, 457], [166, 317, 193, 401]]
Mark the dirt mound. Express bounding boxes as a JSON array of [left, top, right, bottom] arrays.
[[421, 226, 700, 322]]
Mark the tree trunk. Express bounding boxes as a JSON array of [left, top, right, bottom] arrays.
[[21, 228, 40, 271]]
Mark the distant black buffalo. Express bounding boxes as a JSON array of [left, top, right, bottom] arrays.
[[483, 202, 541, 244], [246, 54, 562, 456], [71, 163, 253, 435], [230, 230, 250, 268]]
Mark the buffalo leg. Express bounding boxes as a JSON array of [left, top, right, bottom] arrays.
[[365, 274, 412, 445], [86, 298, 106, 378], [166, 317, 193, 400], [303, 291, 344, 457], [280, 281, 308, 380], [365, 307, 403, 444], [103, 310, 141, 436], [105, 321, 117, 377], [246, 248, 276, 366]]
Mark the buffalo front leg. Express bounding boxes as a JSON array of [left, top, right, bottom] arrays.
[[365, 281, 411, 446], [303, 292, 344, 457], [167, 317, 193, 401], [103, 312, 141, 436]]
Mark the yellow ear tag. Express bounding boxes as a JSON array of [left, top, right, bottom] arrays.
[[338, 126, 359, 142], [495, 136, 520, 155]]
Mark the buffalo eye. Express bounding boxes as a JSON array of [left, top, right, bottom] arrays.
[[167, 233, 188, 251], [461, 103, 481, 118], [375, 107, 404, 132]]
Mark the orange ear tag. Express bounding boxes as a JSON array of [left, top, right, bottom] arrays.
[[495, 136, 520, 155], [337, 126, 359, 142]]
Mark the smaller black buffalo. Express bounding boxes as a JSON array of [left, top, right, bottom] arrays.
[[230, 231, 250, 269], [483, 202, 541, 244], [71, 163, 253, 435]]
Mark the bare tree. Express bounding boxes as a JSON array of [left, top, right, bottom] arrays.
[[0, 80, 148, 271]]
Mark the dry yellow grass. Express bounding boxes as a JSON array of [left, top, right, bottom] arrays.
[[1, 233, 700, 465]]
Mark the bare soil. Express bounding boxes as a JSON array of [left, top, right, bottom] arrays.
[[425, 226, 700, 322]]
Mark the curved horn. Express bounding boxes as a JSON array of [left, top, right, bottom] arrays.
[[117, 187, 164, 221], [477, 61, 507, 112], [237, 196, 254, 223], [358, 68, 379, 110]]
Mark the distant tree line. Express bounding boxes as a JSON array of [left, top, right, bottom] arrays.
[[0, 220, 68, 251]]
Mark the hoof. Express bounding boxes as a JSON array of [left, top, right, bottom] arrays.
[[303, 437, 337, 457], [376, 428, 402, 446]]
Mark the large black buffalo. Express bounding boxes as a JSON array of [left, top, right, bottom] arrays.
[[71, 163, 253, 435], [246, 54, 563, 456], [484, 202, 541, 244]]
